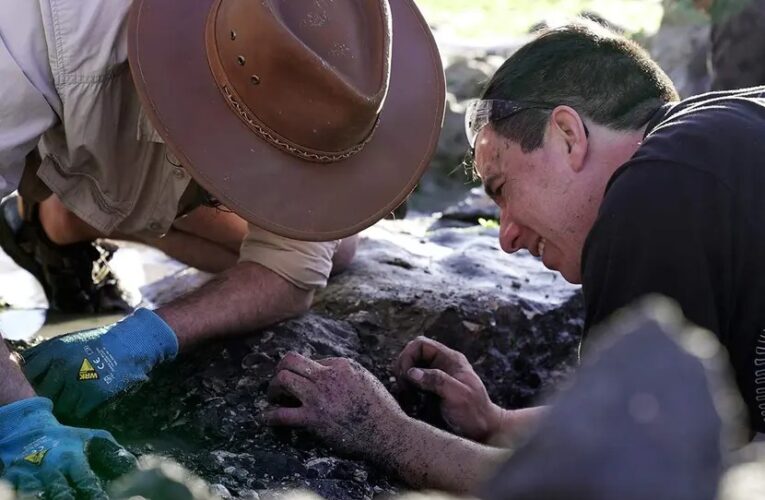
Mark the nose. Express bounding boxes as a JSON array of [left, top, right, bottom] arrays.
[[499, 215, 523, 254]]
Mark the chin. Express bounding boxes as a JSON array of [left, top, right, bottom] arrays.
[[542, 249, 583, 284], [558, 266, 582, 285]]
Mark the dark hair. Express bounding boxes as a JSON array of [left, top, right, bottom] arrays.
[[481, 21, 679, 152]]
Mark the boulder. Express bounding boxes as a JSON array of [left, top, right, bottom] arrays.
[[83, 215, 583, 499], [480, 297, 747, 500]]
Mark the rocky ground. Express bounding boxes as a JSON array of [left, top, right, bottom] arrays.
[[62, 207, 584, 500], [1, 8, 722, 498]]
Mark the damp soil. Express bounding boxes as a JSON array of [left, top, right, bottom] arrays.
[[23, 215, 584, 500]]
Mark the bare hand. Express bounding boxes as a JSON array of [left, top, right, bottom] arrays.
[[393, 336, 505, 442], [264, 352, 408, 457]]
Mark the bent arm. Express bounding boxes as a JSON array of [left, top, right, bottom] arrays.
[[0, 340, 36, 405], [156, 261, 312, 351], [156, 224, 344, 351]]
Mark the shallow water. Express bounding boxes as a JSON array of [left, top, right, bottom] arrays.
[[0, 241, 186, 341]]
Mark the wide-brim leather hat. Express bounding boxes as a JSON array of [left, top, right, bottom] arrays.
[[128, 0, 445, 241]]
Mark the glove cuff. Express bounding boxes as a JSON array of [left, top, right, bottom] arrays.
[[121, 308, 179, 363], [0, 397, 56, 435]]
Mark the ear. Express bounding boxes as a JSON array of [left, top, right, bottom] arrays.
[[549, 106, 588, 173]]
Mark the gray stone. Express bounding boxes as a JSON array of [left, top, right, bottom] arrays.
[[480, 297, 747, 500], [96, 215, 583, 498]]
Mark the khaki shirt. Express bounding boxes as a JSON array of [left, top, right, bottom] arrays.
[[0, 0, 338, 290]]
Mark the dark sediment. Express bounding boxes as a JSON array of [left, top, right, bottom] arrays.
[[68, 215, 583, 499]]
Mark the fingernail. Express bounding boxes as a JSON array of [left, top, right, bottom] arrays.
[[408, 368, 423, 381]]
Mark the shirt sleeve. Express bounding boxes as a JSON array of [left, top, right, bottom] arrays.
[[582, 160, 738, 347], [239, 223, 341, 290], [0, 37, 57, 197]]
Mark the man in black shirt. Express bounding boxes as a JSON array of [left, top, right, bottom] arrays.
[[263, 22, 765, 492], [583, 86, 765, 435]]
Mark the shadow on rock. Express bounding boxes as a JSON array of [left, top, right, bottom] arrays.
[[83, 217, 583, 498]]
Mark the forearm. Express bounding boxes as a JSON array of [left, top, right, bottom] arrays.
[[156, 261, 313, 351], [0, 341, 35, 406], [379, 415, 508, 493]]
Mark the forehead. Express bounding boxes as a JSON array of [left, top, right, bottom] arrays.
[[472, 127, 505, 180]]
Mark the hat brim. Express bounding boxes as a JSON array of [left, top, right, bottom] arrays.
[[128, 0, 445, 241]]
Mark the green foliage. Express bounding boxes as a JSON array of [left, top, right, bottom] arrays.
[[478, 217, 500, 229], [416, 0, 664, 40]]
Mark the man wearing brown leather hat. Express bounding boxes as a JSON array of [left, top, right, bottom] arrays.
[[0, 0, 444, 496]]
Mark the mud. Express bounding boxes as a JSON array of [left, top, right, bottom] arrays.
[[54, 211, 583, 499]]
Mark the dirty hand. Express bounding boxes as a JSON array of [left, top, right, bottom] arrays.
[[0, 397, 136, 498], [393, 336, 505, 442], [264, 352, 409, 456], [23, 308, 178, 420]]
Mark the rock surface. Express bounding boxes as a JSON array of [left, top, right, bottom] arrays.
[[78, 207, 583, 499], [6, 11, 722, 498], [480, 298, 746, 500]]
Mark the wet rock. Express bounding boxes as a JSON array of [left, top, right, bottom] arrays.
[[480, 297, 747, 500], [88, 214, 584, 498]]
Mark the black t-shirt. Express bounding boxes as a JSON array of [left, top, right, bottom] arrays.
[[582, 86, 765, 432]]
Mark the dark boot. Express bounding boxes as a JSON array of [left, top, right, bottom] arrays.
[[0, 194, 133, 314]]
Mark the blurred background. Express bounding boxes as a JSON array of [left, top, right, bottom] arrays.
[[418, 0, 667, 41], [0, 0, 727, 339], [411, 0, 714, 214]]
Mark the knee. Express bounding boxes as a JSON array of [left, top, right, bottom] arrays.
[[38, 195, 103, 245], [330, 235, 359, 276]]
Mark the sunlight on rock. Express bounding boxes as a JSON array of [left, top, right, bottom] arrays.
[[717, 462, 765, 500]]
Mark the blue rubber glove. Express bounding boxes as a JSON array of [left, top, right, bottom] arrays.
[[0, 397, 136, 498], [23, 308, 179, 420]]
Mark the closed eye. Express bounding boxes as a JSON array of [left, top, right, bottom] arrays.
[[485, 182, 504, 201]]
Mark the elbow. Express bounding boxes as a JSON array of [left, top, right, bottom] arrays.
[[278, 286, 314, 322], [292, 288, 314, 316], [330, 235, 359, 276]]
